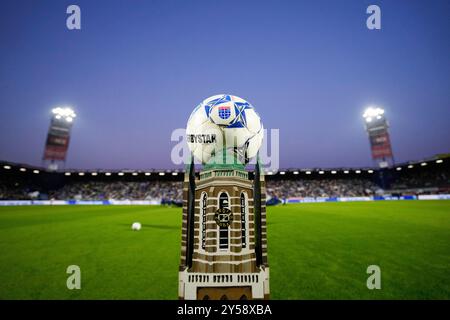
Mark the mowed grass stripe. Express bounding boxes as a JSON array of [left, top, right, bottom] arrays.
[[268, 201, 450, 299], [0, 201, 449, 299], [0, 206, 181, 299]]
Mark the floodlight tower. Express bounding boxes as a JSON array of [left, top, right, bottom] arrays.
[[42, 107, 77, 170], [362, 107, 394, 168]]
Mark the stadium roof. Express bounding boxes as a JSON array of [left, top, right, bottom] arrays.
[[0, 154, 447, 177]]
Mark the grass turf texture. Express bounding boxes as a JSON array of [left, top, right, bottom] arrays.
[[0, 201, 449, 299]]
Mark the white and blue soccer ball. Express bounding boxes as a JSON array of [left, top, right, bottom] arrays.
[[131, 222, 141, 231], [186, 94, 263, 164]]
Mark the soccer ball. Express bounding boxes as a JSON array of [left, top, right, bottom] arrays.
[[186, 94, 263, 164], [131, 222, 141, 231]]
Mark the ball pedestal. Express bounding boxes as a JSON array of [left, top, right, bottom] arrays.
[[178, 151, 269, 300]]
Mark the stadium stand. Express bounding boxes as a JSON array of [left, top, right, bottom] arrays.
[[265, 178, 381, 199], [48, 181, 182, 203], [0, 155, 449, 203]]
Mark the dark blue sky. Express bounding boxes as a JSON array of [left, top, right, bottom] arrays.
[[0, 0, 449, 170]]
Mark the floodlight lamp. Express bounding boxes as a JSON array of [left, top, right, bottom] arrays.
[[363, 107, 385, 122], [52, 107, 77, 122]]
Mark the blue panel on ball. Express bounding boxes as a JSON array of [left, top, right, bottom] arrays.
[[227, 121, 245, 128], [204, 105, 211, 117]]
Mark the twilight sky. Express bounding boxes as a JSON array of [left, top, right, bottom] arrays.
[[0, 0, 449, 170]]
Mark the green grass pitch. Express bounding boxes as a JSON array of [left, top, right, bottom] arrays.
[[0, 201, 449, 299]]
